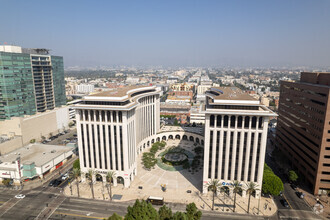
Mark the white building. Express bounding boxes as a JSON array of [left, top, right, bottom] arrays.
[[76, 84, 95, 94], [0, 144, 74, 185], [74, 86, 161, 187], [202, 87, 276, 197]]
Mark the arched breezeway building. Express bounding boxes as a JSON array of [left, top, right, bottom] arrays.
[[136, 131, 204, 155]]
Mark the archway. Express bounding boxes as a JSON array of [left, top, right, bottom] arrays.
[[96, 173, 103, 182], [175, 134, 180, 140], [201, 140, 204, 145], [157, 137, 160, 142], [183, 135, 187, 140], [152, 139, 155, 144], [143, 143, 146, 149], [162, 136, 166, 141], [189, 136, 194, 142], [196, 138, 200, 144], [168, 135, 173, 140], [147, 141, 150, 147], [117, 176, 124, 185]]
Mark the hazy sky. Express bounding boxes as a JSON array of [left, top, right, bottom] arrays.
[[1, 0, 330, 68]]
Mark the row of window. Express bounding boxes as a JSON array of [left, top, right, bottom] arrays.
[[209, 115, 263, 129]]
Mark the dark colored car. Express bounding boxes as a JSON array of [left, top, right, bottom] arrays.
[[281, 199, 289, 208], [49, 179, 56, 186], [291, 184, 297, 190], [53, 179, 62, 187]]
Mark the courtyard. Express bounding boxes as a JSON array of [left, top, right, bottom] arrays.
[[63, 138, 276, 216]]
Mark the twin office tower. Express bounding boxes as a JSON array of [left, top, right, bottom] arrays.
[[74, 86, 275, 196]]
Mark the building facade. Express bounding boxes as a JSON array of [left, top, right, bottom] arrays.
[[74, 86, 161, 187], [202, 87, 276, 196], [276, 72, 330, 195], [0, 45, 66, 120]]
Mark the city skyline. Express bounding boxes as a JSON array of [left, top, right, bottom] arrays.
[[1, 0, 330, 68]]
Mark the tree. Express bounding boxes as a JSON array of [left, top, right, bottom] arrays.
[[30, 139, 36, 143], [206, 179, 221, 210], [288, 170, 298, 183], [106, 171, 116, 201], [86, 169, 95, 199], [2, 178, 11, 186], [125, 200, 159, 220], [262, 165, 284, 196], [70, 168, 81, 197], [246, 182, 258, 214], [73, 159, 80, 170], [232, 181, 242, 212], [172, 212, 187, 220], [185, 203, 202, 220], [108, 213, 122, 220], [41, 136, 46, 141], [158, 205, 172, 220]]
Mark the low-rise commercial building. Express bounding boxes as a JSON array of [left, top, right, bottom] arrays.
[[0, 144, 75, 185]]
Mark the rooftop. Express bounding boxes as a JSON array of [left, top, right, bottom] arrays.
[[88, 85, 149, 98], [0, 144, 73, 167], [210, 87, 257, 101]]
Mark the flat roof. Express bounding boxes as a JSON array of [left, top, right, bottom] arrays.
[[211, 87, 257, 101], [0, 144, 73, 167], [88, 85, 150, 98]]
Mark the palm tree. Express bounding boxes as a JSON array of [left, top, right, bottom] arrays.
[[206, 179, 221, 210], [106, 171, 116, 201], [86, 169, 95, 199], [70, 168, 81, 197], [232, 180, 242, 212], [246, 182, 258, 214]]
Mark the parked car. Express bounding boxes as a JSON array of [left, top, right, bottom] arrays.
[[15, 194, 25, 199], [296, 191, 305, 199], [291, 184, 297, 190], [281, 199, 289, 208]]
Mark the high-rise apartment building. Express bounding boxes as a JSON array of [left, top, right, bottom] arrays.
[[74, 86, 161, 187], [276, 72, 330, 195], [0, 45, 65, 120], [202, 87, 276, 196]]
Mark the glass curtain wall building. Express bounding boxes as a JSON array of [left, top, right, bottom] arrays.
[[0, 45, 65, 120]]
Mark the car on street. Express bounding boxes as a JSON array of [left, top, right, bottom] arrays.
[[62, 173, 69, 180], [281, 199, 289, 208], [296, 191, 305, 199], [49, 179, 57, 186], [53, 179, 63, 187], [15, 194, 25, 199], [291, 184, 297, 190]]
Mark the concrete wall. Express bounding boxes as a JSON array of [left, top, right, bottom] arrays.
[[21, 111, 58, 144], [0, 107, 70, 147], [0, 137, 23, 155]]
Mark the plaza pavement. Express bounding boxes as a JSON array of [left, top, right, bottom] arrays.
[[63, 139, 277, 216]]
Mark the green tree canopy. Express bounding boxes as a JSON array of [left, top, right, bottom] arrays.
[[73, 159, 80, 170], [262, 166, 284, 196], [108, 213, 123, 220], [185, 203, 202, 220], [125, 200, 159, 220], [172, 212, 187, 220], [288, 170, 298, 182], [158, 205, 172, 220]]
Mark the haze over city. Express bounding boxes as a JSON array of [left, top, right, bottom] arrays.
[[1, 0, 330, 68]]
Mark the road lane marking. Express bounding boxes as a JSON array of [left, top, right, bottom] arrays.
[[283, 194, 293, 209], [54, 211, 105, 219]]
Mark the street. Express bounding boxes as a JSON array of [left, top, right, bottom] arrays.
[[265, 150, 321, 220]]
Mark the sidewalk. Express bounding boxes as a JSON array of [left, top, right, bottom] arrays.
[[299, 187, 329, 218], [22, 156, 77, 190]]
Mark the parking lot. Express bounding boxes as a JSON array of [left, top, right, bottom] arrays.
[[45, 128, 77, 146]]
